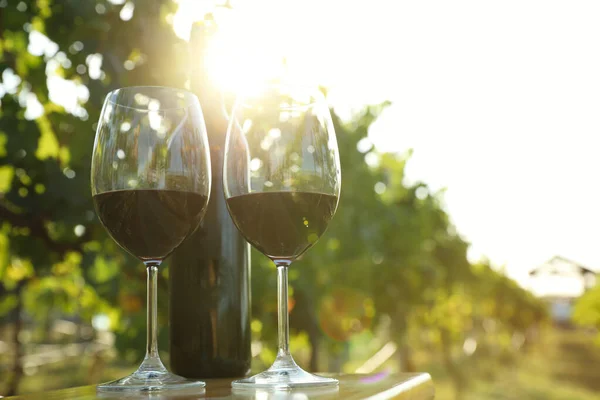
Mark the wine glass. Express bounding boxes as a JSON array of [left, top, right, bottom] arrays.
[[91, 86, 211, 392], [223, 83, 341, 389]]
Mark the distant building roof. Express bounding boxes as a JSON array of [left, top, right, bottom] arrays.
[[527, 255, 597, 299], [528, 255, 596, 276]]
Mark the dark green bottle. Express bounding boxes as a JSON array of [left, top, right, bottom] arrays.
[[168, 18, 251, 378]]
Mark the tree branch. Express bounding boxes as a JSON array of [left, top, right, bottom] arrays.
[[0, 203, 91, 256]]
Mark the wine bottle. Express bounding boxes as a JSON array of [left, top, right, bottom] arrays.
[[168, 17, 251, 378]]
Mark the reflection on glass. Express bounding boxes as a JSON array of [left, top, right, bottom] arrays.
[[231, 385, 340, 400]]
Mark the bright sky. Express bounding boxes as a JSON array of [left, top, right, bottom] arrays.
[[173, 0, 600, 286]]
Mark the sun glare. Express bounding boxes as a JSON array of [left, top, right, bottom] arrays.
[[202, 32, 285, 96], [174, 0, 330, 96]]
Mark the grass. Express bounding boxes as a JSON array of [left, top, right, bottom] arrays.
[[428, 328, 600, 400], [2, 327, 600, 398], [0, 349, 134, 395]]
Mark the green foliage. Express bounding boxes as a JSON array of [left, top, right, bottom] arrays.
[[573, 283, 600, 344], [1, 0, 183, 363]]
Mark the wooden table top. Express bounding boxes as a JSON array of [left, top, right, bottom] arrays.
[[4, 373, 434, 399]]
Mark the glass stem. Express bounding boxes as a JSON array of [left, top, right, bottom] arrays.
[[139, 262, 166, 372], [147, 263, 160, 358], [273, 262, 297, 370], [277, 264, 290, 356]]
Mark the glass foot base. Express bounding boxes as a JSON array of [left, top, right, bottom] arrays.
[[232, 366, 338, 390], [97, 370, 205, 393]]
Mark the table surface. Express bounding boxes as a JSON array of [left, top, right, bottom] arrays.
[[4, 373, 434, 400]]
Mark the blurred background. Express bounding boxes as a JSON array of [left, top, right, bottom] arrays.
[[1, 0, 600, 398]]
